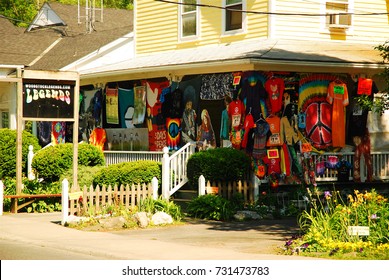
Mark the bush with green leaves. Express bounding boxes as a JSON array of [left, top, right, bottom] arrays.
[[138, 197, 183, 222], [59, 165, 105, 189], [0, 128, 41, 179], [32, 143, 105, 182], [92, 160, 162, 187], [186, 194, 236, 221], [2, 177, 62, 213], [186, 147, 251, 187]]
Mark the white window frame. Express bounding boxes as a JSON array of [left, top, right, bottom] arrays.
[[222, 0, 246, 35], [321, 0, 354, 33], [179, 0, 199, 41]]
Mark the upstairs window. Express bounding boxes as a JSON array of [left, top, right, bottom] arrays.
[[325, 0, 352, 30], [180, 0, 198, 39], [225, 0, 243, 32]]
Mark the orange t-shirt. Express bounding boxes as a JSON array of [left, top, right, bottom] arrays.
[[326, 81, 349, 147]]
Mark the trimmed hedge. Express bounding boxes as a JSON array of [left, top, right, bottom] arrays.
[[92, 160, 162, 187], [0, 128, 41, 179], [186, 147, 251, 187], [32, 143, 105, 182]]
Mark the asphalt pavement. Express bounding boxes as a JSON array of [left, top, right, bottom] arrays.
[[0, 212, 317, 260]]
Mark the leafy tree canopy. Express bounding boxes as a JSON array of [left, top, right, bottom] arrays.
[[0, 0, 133, 27]]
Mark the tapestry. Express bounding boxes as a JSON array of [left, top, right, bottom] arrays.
[[79, 89, 98, 142], [298, 74, 337, 149], [106, 88, 119, 124], [51, 121, 66, 144], [166, 118, 181, 150], [118, 87, 134, 128], [133, 85, 146, 125], [200, 73, 234, 100], [145, 80, 170, 151]]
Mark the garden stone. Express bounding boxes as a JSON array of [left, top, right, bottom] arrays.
[[99, 216, 126, 229], [234, 210, 261, 221], [152, 211, 173, 225], [134, 212, 149, 228]]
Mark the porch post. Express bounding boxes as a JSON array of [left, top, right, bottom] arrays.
[[0, 180, 3, 216], [61, 179, 69, 225], [161, 147, 170, 200]]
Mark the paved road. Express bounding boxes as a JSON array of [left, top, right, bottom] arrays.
[[0, 212, 314, 260]]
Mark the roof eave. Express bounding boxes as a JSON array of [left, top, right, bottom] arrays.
[[79, 58, 387, 86]]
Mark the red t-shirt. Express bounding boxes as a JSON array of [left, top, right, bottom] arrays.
[[263, 154, 281, 175], [228, 99, 245, 130], [265, 78, 285, 113]]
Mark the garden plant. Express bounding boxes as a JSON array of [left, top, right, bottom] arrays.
[[284, 187, 389, 259]]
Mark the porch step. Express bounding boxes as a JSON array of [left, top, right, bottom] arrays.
[[172, 189, 198, 212]]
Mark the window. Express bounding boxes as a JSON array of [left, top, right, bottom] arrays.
[[225, 0, 243, 32], [325, 1, 352, 29], [180, 0, 198, 39], [1, 111, 9, 128]]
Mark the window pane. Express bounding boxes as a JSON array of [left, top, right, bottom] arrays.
[[183, 14, 196, 36], [227, 0, 241, 5], [1, 112, 9, 128], [183, 0, 196, 13], [226, 4, 242, 31]]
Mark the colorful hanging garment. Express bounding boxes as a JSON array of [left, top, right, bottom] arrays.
[[298, 74, 337, 149], [89, 127, 107, 151], [106, 88, 119, 124], [133, 85, 146, 125], [118, 88, 134, 128], [145, 80, 170, 151], [166, 118, 181, 150], [51, 122, 66, 145], [327, 80, 349, 147]]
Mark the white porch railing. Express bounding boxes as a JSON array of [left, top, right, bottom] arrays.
[[103, 150, 165, 165], [312, 151, 389, 182], [161, 142, 196, 199]]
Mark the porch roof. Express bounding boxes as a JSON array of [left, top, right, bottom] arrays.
[[80, 38, 386, 84]]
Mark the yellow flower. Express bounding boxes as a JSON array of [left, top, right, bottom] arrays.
[[348, 195, 354, 202]]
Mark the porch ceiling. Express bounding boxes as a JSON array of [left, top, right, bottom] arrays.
[[79, 38, 386, 85]]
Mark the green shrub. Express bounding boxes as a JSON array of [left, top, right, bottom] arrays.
[[138, 197, 183, 221], [32, 143, 105, 182], [186, 147, 251, 187], [59, 165, 105, 189], [2, 177, 61, 213], [93, 160, 162, 187], [186, 194, 235, 221], [0, 128, 41, 179]]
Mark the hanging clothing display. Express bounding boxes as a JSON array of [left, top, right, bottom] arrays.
[[200, 73, 234, 100], [265, 77, 285, 114], [51, 122, 66, 145], [166, 118, 181, 150], [197, 109, 216, 150], [133, 85, 147, 125], [326, 79, 349, 147], [118, 87, 134, 128], [228, 98, 245, 130], [89, 127, 107, 151], [299, 74, 335, 149], [266, 114, 282, 147], [241, 76, 269, 121], [106, 88, 119, 124], [146, 80, 170, 151]]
